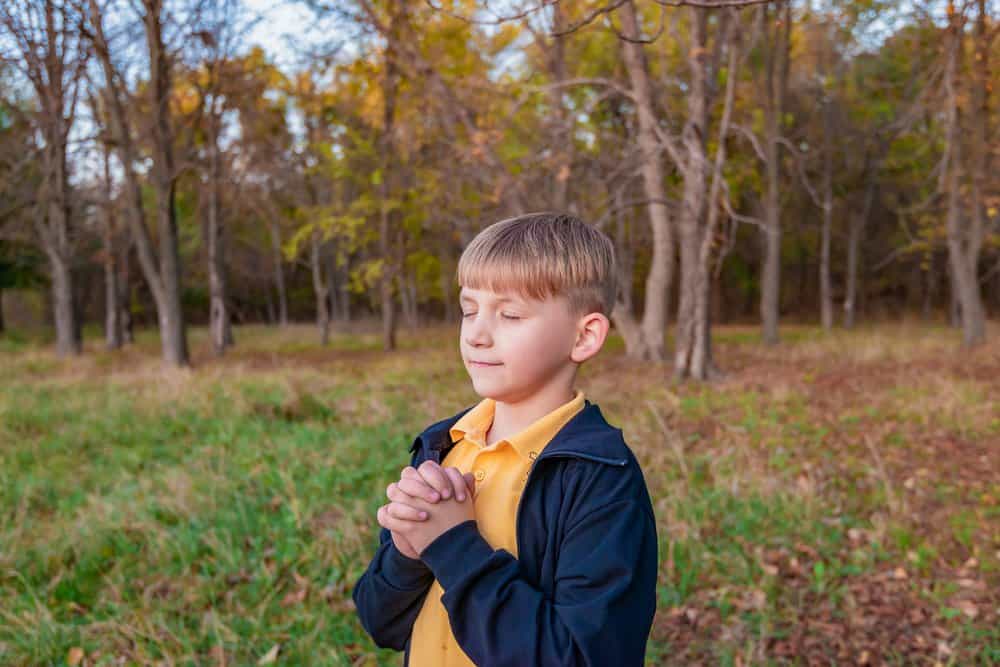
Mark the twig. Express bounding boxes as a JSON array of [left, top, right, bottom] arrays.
[[647, 400, 690, 485]]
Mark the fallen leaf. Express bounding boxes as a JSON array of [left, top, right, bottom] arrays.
[[955, 600, 978, 619], [281, 588, 307, 606], [67, 647, 84, 666], [258, 644, 280, 665]]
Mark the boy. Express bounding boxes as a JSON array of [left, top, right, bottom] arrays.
[[353, 212, 658, 666]]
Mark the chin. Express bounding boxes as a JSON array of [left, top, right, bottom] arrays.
[[470, 379, 508, 401]]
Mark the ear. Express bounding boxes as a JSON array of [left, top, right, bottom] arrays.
[[570, 311, 610, 364]]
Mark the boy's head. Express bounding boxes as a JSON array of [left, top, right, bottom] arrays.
[[455, 212, 617, 404]]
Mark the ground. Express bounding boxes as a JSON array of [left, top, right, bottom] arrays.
[[0, 321, 997, 665]]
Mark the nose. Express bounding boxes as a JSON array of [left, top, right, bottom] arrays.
[[462, 313, 492, 348]]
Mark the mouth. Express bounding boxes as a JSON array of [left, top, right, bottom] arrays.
[[469, 361, 503, 367]]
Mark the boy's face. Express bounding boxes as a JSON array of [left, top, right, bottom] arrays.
[[458, 286, 583, 404]]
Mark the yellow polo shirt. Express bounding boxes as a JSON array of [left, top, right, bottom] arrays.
[[408, 389, 585, 666]]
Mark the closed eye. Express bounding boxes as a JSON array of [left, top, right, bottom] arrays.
[[501, 313, 521, 320]]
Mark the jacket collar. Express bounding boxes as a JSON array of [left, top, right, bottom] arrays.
[[410, 400, 628, 467]]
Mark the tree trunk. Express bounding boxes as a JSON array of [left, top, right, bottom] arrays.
[[819, 62, 835, 330], [269, 220, 288, 326], [943, 1, 986, 346], [144, 0, 189, 366], [311, 231, 331, 345], [378, 1, 402, 352], [675, 8, 736, 381], [9, 2, 82, 356], [46, 246, 78, 356], [206, 117, 232, 356], [103, 239, 120, 349], [844, 173, 875, 329], [90, 0, 188, 365], [547, 3, 572, 211], [101, 139, 122, 350], [119, 237, 134, 344], [615, 0, 674, 362], [440, 247, 456, 322], [339, 253, 352, 321], [922, 253, 935, 321], [760, 1, 791, 346]]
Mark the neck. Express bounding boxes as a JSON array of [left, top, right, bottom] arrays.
[[487, 377, 577, 446]]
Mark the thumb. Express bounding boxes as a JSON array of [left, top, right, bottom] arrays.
[[463, 472, 476, 495]]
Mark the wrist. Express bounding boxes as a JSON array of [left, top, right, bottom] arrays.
[[382, 539, 432, 587]]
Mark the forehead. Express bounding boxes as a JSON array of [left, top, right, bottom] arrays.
[[459, 287, 532, 304]]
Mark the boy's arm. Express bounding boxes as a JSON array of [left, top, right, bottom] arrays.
[[351, 524, 434, 650], [418, 464, 658, 667]]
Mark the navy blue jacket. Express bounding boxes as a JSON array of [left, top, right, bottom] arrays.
[[352, 400, 658, 666]]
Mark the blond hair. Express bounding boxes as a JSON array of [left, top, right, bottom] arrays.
[[456, 212, 617, 315]]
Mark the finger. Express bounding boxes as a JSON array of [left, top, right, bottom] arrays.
[[377, 505, 409, 533], [376, 504, 390, 530], [397, 476, 440, 503], [443, 466, 468, 502], [387, 481, 420, 505], [387, 501, 428, 522], [418, 461, 453, 499], [463, 472, 476, 496]]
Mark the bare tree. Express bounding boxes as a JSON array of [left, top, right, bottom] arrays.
[[86, 0, 189, 365], [188, 0, 247, 355], [1, 0, 88, 356], [94, 97, 124, 349], [674, 9, 742, 380], [942, 0, 987, 346], [612, 0, 675, 362], [377, 0, 402, 352], [758, 0, 791, 345]]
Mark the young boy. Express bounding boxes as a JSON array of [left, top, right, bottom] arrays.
[[353, 212, 658, 666]]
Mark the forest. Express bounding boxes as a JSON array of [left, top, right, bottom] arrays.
[[2, 2, 999, 665], [1, 0, 996, 380]]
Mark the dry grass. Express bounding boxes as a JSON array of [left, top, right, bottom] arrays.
[[1, 320, 998, 665]]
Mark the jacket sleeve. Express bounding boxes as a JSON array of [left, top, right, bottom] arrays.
[[418, 479, 658, 666], [352, 524, 435, 650], [352, 439, 435, 650]]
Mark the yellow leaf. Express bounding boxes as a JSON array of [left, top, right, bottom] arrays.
[[67, 647, 84, 666]]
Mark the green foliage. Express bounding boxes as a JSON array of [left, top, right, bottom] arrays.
[[0, 241, 46, 290]]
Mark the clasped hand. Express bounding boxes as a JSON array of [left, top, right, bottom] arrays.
[[376, 461, 476, 559]]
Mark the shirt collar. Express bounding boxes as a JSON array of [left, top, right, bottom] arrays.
[[449, 390, 586, 460]]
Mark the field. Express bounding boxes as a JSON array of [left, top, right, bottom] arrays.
[[1, 322, 998, 665]]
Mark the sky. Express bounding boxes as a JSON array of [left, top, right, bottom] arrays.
[[242, 0, 346, 72]]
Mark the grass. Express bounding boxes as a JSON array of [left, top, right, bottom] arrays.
[[1, 321, 998, 665]]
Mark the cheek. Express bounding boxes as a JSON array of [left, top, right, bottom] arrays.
[[509, 321, 573, 362]]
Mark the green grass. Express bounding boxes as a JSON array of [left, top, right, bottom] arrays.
[[1, 322, 997, 665], [1, 379, 412, 664]]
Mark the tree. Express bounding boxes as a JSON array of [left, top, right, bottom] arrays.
[[1, 0, 88, 356], [86, 0, 189, 365], [942, 0, 987, 347]]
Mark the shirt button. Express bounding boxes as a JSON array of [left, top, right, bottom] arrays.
[[528, 450, 538, 460], [474, 470, 486, 481]]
